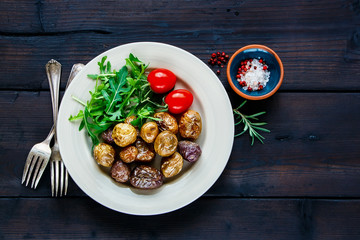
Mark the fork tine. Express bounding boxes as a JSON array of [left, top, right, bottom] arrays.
[[51, 161, 55, 196], [22, 152, 35, 184], [60, 162, 64, 197], [55, 161, 59, 197], [31, 157, 45, 188], [33, 157, 49, 189], [64, 168, 68, 196], [25, 154, 38, 186]]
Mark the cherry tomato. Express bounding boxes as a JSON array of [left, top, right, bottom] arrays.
[[165, 89, 194, 114], [147, 68, 176, 94]]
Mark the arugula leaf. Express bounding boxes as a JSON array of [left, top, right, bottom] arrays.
[[105, 66, 128, 113], [129, 53, 141, 63], [83, 107, 100, 146], [98, 56, 107, 74], [87, 74, 98, 80], [69, 110, 84, 121], [79, 119, 85, 131]]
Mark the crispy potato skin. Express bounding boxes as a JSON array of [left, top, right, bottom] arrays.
[[179, 110, 202, 140], [135, 138, 155, 162], [130, 165, 164, 189], [161, 152, 183, 178], [154, 131, 178, 157], [140, 121, 159, 143], [101, 127, 115, 144], [93, 143, 116, 167], [125, 116, 140, 136], [178, 140, 202, 163], [119, 145, 138, 163], [112, 123, 137, 147], [154, 112, 178, 134], [110, 160, 131, 183]]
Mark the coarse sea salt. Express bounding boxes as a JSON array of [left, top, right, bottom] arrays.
[[237, 59, 270, 91]]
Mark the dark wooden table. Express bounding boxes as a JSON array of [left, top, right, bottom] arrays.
[[1, 0, 360, 239]]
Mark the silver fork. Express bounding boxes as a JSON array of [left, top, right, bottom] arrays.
[[21, 59, 61, 189], [50, 63, 84, 197], [21, 127, 54, 188]]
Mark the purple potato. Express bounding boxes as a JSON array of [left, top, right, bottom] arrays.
[[178, 140, 202, 163], [101, 127, 114, 144], [110, 160, 130, 183], [130, 165, 164, 189]]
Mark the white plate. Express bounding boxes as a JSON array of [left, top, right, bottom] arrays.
[[57, 42, 234, 215]]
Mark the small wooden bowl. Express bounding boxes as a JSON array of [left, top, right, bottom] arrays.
[[227, 44, 284, 100]]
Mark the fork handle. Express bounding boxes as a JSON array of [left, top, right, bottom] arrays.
[[46, 59, 62, 129]]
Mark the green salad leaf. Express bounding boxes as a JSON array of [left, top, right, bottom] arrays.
[[69, 54, 167, 147]]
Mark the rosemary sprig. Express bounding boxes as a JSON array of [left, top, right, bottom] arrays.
[[233, 100, 270, 145]]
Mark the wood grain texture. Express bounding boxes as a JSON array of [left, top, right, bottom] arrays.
[[0, 0, 359, 90], [1, 1, 357, 34], [1, 198, 360, 240], [1, 91, 359, 197]]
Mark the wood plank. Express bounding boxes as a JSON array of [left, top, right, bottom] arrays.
[[0, 0, 359, 90], [1, 198, 360, 239], [0, 0, 355, 33], [0, 1, 41, 33], [211, 92, 360, 197], [1, 33, 360, 91], [1, 91, 360, 197]]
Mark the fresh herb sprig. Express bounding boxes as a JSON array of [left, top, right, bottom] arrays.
[[69, 54, 167, 147], [233, 100, 270, 145]]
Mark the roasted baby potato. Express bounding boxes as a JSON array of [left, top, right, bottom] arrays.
[[140, 121, 159, 143], [110, 160, 131, 183], [101, 127, 114, 145], [135, 138, 155, 162], [124, 115, 136, 124], [154, 130, 178, 157], [130, 165, 164, 189], [112, 123, 137, 147], [124, 115, 140, 136], [178, 140, 202, 163], [161, 152, 183, 178], [179, 110, 202, 140], [154, 112, 178, 134], [119, 145, 138, 163], [93, 143, 116, 167]]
